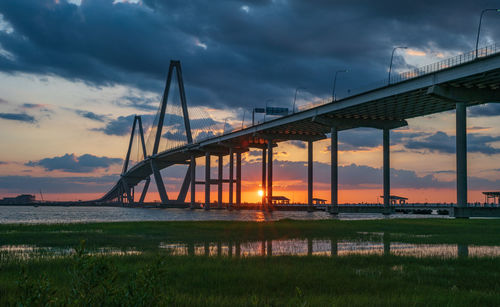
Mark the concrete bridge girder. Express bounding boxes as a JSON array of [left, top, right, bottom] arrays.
[[427, 84, 500, 103]]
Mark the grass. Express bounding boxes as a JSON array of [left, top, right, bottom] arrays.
[[1, 219, 500, 305]]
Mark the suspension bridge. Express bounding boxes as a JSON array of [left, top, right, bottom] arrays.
[[98, 44, 500, 218]]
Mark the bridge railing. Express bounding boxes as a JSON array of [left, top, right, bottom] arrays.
[[294, 43, 500, 114]]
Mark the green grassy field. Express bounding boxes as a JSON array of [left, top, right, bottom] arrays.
[[1, 219, 500, 306]]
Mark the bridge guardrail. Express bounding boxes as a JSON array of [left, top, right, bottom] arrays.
[[295, 43, 499, 113], [225, 42, 500, 135]]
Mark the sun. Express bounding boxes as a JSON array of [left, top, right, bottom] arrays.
[[257, 190, 264, 197]]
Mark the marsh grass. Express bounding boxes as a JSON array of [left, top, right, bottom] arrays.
[[1, 219, 500, 305], [2, 251, 500, 306]]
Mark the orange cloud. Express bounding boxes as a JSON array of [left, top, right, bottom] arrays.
[[406, 49, 426, 56]]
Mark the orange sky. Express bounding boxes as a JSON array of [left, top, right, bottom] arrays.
[[19, 185, 489, 205]]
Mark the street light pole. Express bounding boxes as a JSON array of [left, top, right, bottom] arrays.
[[332, 69, 348, 101], [264, 99, 273, 122], [292, 87, 306, 113], [475, 8, 500, 58], [241, 109, 246, 129], [388, 46, 408, 85]]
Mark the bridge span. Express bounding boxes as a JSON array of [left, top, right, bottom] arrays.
[[99, 44, 500, 218]]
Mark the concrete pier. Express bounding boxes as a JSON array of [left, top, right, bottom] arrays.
[[456, 102, 467, 208], [383, 128, 390, 215], [267, 140, 273, 210], [229, 149, 234, 208], [308, 140, 313, 211], [330, 127, 338, 214], [205, 152, 210, 210]]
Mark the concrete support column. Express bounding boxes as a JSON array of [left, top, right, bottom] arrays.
[[190, 156, 196, 208], [308, 140, 313, 211], [261, 148, 267, 205], [456, 102, 467, 208], [205, 152, 210, 210], [267, 140, 273, 209], [331, 238, 338, 257], [236, 241, 241, 257], [188, 242, 194, 256], [307, 238, 313, 256], [204, 242, 210, 256], [218, 155, 223, 206], [383, 232, 391, 256], [229, 149, 234, 208], [330, 127, 338, 214], [236, 152, 242, 206], [458, 244, 469, 258], [383, 128, 391, 215]]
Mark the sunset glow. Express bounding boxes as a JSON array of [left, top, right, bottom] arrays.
[[0, 0, 499, 205]]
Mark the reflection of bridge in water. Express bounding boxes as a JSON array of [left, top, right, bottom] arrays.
[[99, 44, 500, 218], [160, 235, 499, 259]]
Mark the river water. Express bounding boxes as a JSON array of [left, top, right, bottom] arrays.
[[0, 206, 450, 224]]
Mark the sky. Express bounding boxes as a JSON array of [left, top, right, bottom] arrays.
[[0, 0, 500, 203]]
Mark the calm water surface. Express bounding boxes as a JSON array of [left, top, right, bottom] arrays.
[[2, 239, 498, 259], [0, 206, 451, 224]]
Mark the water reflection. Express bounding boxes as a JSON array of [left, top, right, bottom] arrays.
[[159, 238, 500, 259], [3, 237, 500, 260], [0, 245, 141, 260], [0, 206, 452, 224]]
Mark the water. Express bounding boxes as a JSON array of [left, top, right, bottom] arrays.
[[2, 239, 498, 260], [0, 206, 451, 224], [158, 239, 500, 258]]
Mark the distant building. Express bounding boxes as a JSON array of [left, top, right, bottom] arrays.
[[312, 198, 327, 205], [0, 194, 36, 204], [482, 191, 500, 204], [379, 195, 408, 205], [269, 196, 290, 205]]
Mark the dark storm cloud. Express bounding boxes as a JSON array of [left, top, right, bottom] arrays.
[[74, 109, 108, 122], [195, 130, 217, 141], [162, 130, 186, 140], [468, 103, 500, 117], [26, 153, 122, 173], [0, 98, 8, 104], [339, 129, 382, 150], [94, 114, 155, 136], [115, 95, 160, 111], [404, 131, 500, 155], [241, 160, 453, 189], [0, 175, 118, 193], [93, 112, 222, 137], [1, 0, 499, 110], [289, 140, 306, 149], [324, 129, 428, 151], [0, 112, 35, 123], [21, 103, 45, 109]]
